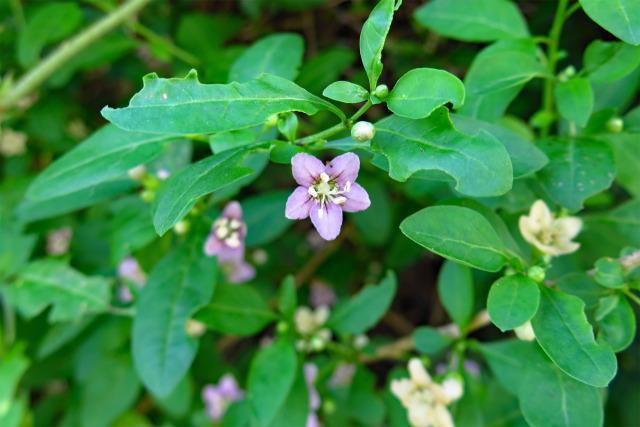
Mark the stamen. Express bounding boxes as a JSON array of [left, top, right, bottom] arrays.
[[308, 186, 318, 197], [320, 172, 330, 182], [333, 196, 347, 205]]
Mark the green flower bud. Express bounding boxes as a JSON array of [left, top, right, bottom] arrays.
[[606, 117, 623, 133], [374, 84, 389, 98], [351, 121, 375, 142], [527, 265, 546, 283]]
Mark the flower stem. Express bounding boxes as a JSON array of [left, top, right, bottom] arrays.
[[0, 0, 152, 111], [540, 0, 569, 139], [295, 100, 373, 145]]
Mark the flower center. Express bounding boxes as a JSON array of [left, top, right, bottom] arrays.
[[214, 218, 243, 248], [307, 172, 351, 219]]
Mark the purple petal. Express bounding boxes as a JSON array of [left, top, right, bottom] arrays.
[[285, 187, 314, 220], [342, 183, 370, 213], [204, 234, 224, 256], [292, 153, 324, 187], [222, 201, 243, 220], [227, 260, 256, 283], [310, 202, 343, 241], [325, 152, 360, 187]]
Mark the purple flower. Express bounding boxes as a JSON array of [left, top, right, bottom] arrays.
[[286, 153, 370, 241], [204, 201, 256, 284], [202, 374, 245, 423]]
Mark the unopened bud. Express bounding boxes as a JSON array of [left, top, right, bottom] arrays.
[[374, 84, 389, 98], [174, 220, 190, 234], [186, 319, 207, 337], [527, 266, 545, 283], [606, 117, 623, 133], [128, 165, 147, 180], [351, 121, 375, 142]]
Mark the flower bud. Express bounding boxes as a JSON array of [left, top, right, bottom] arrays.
[[606, 117, 623, 133], [527, 265, 546, 283], [128, 165, 147, 180], [351, 121, 375, 142], [174, 219, 191, 234], [374, 84, 389, 98]]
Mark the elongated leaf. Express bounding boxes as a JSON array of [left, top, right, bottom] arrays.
[[451, 114, 548, 178], [536, 137, 615, 212], [531, 286, 617, 387], [229, 33, 304, 83], [579, 0, 640, 45], [437, 260, 474, 330], [400, 206, 509, 272], [132, 238, 217, 397], [414, 0, 529, 42], [387, 68, 464, 119], [3, 260, 110, 322], [102, 71, 344, 134], [323, 81, 369, 103], [247, 338, 298, 427], [328, 270, 397, 334], [595, 294, 636, 352], [193, 283, 276, 336], [360, 0, 397, 91], [555, 78, 594, 127], [152, 147, 254, 236], [26, 125, 172, 200], [487, 275, 540, 331], [583, 40, 640, 83], [372, 108, 512, 197]]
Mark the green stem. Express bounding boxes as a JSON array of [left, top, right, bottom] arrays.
[[623, 288, 640, 307], [540, 0, 569, 139], [0, 0, 152, 110], [295, 100, 373, 145]]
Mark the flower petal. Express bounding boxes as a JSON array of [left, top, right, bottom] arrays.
[[222, 200, 243, 220], [325, 152, 360, 187], [342, 183, 371, 212], [310, 202, 343, 241], [285, 186, 314, 219], [292, 153, 324, 187]]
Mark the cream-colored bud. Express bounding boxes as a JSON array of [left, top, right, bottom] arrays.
[[408, 358, 432, 388], [514, 321, 536, 341], [351, 121, 375, 142]]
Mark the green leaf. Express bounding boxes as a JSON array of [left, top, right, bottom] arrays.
[[322, 81, 369, 103], [555, 78, 594, 127], [17, 180, 135, 224], [451, 114, 548, 178], [583, 40, 640, 83], [228, 33, 304, 83], [487, 275, 540, 331], [3, 260, 111, 322], [531, 286, 617, 387], [536, 137, 615, 212], [152, 147, 254, 236], [594, 257, 625, 288], [102, 71, 345, 135], [413, 326, 454, 355], [209, 129, 256, 154], [109, 197, 156, 265], [277, 275, 297, 319], [579, 0, 640, 45], [17, 2, 82, 67], [132, 238, 217, 397], [243, 190, 294, 246], [328, 270, 397, 334], [387, 68, 464, 119], [80, 356, 140, 427], [596, 294, 636, 352], [555, 273, 610, 308], [414, 0, 529, 42], [247, 337, 298, 427], [26, 125, 172, 200], [360, 0, 397, 91], [372, 107, 513, 197], [437, 260, 474, 331], [194, 283, 276, 336], [400, 205, 509, 272]]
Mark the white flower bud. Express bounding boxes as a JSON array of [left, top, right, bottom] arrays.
[[351, 121, 375, 142]]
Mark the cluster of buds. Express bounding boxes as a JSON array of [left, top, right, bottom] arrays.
[[294, 305, 332, 352], [519, 200, 582, 256], [391, 359, 463, 427]]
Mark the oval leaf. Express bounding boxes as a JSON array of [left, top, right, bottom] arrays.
[[531, 286, 618, 387], [487, 275, 540, 331], [400, 205, 509, 272], [387, 68, 465, 119]]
